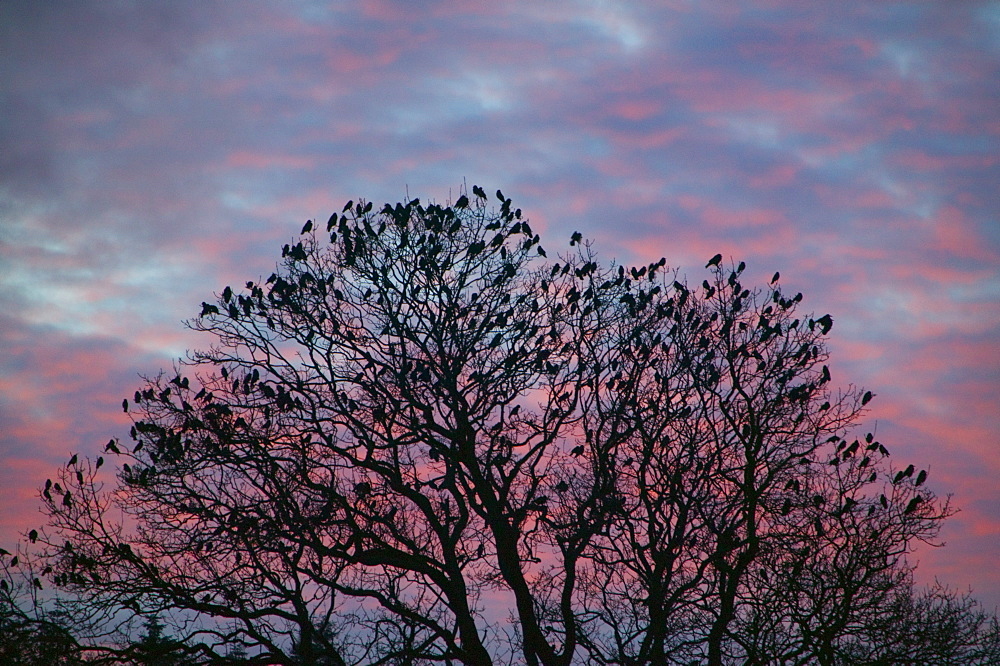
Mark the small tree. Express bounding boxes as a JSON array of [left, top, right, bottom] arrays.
[[8, 187, 987, 664], [130, 616, 197, 665]]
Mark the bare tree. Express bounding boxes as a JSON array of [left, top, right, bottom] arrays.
[[2, 188, 984, 664]]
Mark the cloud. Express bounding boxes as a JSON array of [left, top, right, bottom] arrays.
[[0, 0, 997, 610]]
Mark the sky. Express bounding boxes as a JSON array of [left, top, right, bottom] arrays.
[[1, 0, 998, 613]]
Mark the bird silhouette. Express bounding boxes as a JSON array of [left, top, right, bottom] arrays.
[[861, 391, 873, 406], [570, 445, 584, 456], [770, 271, 780, 284], [706, 253, 723, 268], [915, 469, 927, 486], [301, 219, 313, 234]]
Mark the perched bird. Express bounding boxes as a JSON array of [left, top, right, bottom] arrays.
[[555, 480, 569, 493], [301, 219, 313, 234], [122, 398, 129, 413], [571, 445, 585, 456], [904, 495, 923, 514], [28, 529, 37, 543], [472, 185, 487, 199], [455, 194, 469, 208], [770, 271, 780, 284], [861, 391, 873, 406], [105, 439, 120, 454], [706, 253, 723, 268], [915, 469, 927, 486], [96, 456, 104, 470], [68, 454, 77, 466]]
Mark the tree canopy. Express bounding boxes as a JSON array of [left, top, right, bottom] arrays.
[[2, 188, 997, 665]]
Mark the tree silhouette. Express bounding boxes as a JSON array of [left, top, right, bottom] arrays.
[[5, 188, 994, 664]]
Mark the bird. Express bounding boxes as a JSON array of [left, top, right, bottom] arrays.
[[770, 271, 780, 284], [122, 398, 129, 413], [570, 231, 582, 246], [28, 529, 37, 543], [861, 391, 873, 406], [472, 185, 486, 199], [903, 464, 915, 478], [96, 456, 104, 470], [555, 480, 569, 493], [915, 469, 927, 486], [706, 253, 723, 268], [301, 219, 313, 234], [570, 445, 585, 456], [815, 314, 834, 335], [68, 454, 77, 466], [455, 194, 469, 208], [105, 440, 120, 454], [904, 495, 923, 514]]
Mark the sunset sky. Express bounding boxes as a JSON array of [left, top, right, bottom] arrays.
[[2, 1, 998, 611]]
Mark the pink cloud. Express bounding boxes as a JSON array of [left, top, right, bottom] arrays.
[[928, 206, 999, 263], [227, 151, 317, 170]]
